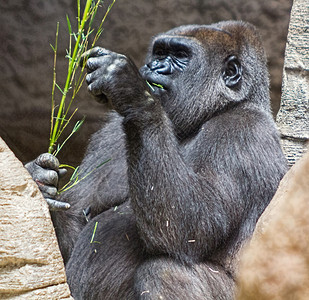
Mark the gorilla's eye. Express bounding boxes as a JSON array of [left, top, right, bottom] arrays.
[[222, 56, 242, 88], [154, 49, 166, 57], [226, 62, 237, 76], [175, 50, 189, 59]]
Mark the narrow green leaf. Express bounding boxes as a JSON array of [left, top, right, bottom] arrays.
[[73, 32, 78, 42], [70, 166, 80, 181], [55, 83, 65, 95], [89, 7, 97, 28], [58, 158, 111, 193], [72, 117, 85, 133], [77, 0, 81, 26], [50, 44, 55, 52], [59, 164, 76, 170], [66, 14, 72, 35], [53, 117, 85, 157]]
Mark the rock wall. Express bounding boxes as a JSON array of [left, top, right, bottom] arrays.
[[276, 0, 309, 166], [236, 150, 309, 299], [0, 137, 72, 299], [0, 0, 292, 165], [237, 2, 309, 297]]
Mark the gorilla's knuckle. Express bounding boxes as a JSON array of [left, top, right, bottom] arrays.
[[116, 55, 128, 66], [92, 46, 102, 53], [35, 153, 59, 170], [86, 73, 92, 85], [106, 63, 118, 73], [86, 59, 94, 70], [45, 186, 58, 198], [87, 83, 94, 94]]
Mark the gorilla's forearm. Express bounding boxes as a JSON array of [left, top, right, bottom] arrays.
[[122, 108, 239, 263]]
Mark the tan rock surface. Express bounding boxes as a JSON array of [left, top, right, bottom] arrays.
[[276, 0, 309, 166], [236, 151, 309, 299], [0, 137, 72, 299]]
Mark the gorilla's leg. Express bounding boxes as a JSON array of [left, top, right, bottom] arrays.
[[66, 203, 145, 300], [135, 258, 235, 300]]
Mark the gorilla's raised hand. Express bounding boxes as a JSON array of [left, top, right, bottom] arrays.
[[83, 47, 155, 117], [25, 153, 70, 211]]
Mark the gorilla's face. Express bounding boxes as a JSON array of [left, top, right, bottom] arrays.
[[139, 36, 192, 102], [139, 25, 244, 138]]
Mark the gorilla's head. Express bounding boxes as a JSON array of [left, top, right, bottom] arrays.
[[140, 21, 269, 139]]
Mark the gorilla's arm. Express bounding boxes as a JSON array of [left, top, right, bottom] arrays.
[[124, 108, 234, 263]]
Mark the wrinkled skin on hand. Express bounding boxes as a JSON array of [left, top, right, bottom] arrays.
[[25, 153, 69, 211]]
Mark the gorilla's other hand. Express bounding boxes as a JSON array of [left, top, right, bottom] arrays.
[[25, 153, 70, 211]]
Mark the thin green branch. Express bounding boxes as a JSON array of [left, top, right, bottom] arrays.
[[50, 0, 92, 150], [91, 0, 116, 47], [54, 117, 85, 157], [49, 22, 59, 154], [48, 0, 116, 155], [58, 159, 111, 194]]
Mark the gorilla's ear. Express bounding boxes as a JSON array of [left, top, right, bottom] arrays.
[[222, 56, 242, 88]]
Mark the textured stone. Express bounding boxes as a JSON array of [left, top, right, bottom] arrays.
[[236, 151, 309, 299], [276, 0, 309, 166], [0, 137, 72, 299]]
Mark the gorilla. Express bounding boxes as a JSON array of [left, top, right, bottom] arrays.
[[26, 21, 287, 299]]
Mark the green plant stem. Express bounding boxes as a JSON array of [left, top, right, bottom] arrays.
[[48, 0, 116, 155], [49, 23, 59, 153], [91, 0, 116, 47], [49, 0, 92, 154], [58, 159, 110, 194]]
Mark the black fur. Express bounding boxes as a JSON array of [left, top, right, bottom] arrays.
[[27, 21, 287, 299]]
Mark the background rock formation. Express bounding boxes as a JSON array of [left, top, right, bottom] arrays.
[[237, 1, 309, 297], [276, 0, 309, 166], [236, 150, 309, 300], [0, 0, 292, 166], [0, 137, 72, 299]]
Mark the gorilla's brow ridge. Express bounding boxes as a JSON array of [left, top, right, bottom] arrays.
[[155, 27, 232, 47]]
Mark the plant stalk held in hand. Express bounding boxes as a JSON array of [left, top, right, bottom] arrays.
[[48, 0, 116, 155]]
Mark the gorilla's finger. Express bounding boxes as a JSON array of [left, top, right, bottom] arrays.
[[80, 47, 112, 67], [88, 80, 105, 97], [36, 169, 58, 186], [58, 168, 67, 178], [86, 56, 114, 72], [83, 46, 111, 59], [86, 73, 93, 85], [35, 153, 59, 171], [46, 198, 71, 211], [40, 185, 58, 198]]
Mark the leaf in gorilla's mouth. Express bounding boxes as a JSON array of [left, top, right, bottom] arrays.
[[146, 80, 164, 91]]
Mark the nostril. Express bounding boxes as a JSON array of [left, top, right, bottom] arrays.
[[148, 59, 161, 71], [147, 58, 172, 75]]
